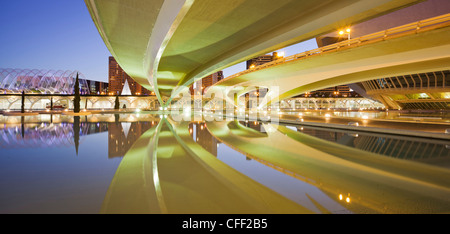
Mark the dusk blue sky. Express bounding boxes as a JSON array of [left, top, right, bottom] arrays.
[[0, 1, 318, 83], [0, 1, 110, 82]]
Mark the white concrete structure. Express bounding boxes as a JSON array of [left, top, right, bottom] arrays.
[[85, 0, 422, 106], [0, 95, 160, 111], [0, 69, 90, 94]]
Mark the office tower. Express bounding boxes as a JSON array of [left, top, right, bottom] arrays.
[[190, 71, 224, 95], [108, 56, 151, 95]]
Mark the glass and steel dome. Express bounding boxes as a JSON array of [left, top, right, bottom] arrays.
[[0, 68, 90, 94]]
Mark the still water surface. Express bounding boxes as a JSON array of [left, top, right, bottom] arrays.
[[0, 113, 449, 213]]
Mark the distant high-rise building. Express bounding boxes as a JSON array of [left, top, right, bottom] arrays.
[[108, 56, 151, 95], [86, 80, 109, 95], [190, 71, 224, 95], [246, 52, 279, 69]]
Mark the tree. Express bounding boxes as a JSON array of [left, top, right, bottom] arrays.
[[73, 73, 80, 113], [21, 90, 25, 113], [114, 95, 120, 109]]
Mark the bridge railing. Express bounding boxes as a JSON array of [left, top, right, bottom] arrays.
[[221, 13, 450, 82]]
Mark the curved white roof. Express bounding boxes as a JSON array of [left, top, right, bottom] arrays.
[[0, 68, 90, 94]]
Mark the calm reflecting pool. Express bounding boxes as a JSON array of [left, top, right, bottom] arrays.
[[0, 113, 449, 214]]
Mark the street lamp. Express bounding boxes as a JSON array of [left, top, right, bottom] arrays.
[[339, 28, 351, 40]]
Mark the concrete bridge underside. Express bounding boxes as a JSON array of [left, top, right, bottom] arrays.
[[85, 0, 423, 106], [207, 20, 450, 106]]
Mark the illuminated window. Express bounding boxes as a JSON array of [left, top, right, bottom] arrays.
[[440, 92, 450, 99], [389, 94, 407, 100], [418, 93, 429, 99], [405, 93, 430, 99]]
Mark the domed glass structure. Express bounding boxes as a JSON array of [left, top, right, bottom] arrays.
[[0, 68, 91, 94]]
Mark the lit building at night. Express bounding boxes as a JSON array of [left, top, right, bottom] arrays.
[[108, 56, 151, 96], [360, 70, 450, 110], [246, 52, 280, 69], [190, 71, 224, 95]]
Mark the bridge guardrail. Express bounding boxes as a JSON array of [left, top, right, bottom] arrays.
[[219, 13, 450, 83]]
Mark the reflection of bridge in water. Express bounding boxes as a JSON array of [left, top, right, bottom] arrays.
[[101, 116, 450, 214], [1, 114, 448, 213], [283, 124, 450, 166]]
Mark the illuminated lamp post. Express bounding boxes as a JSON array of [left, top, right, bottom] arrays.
[[339, 28, 351, 40], [334, 87, 340, 97], [276, 51, 285, 58]]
